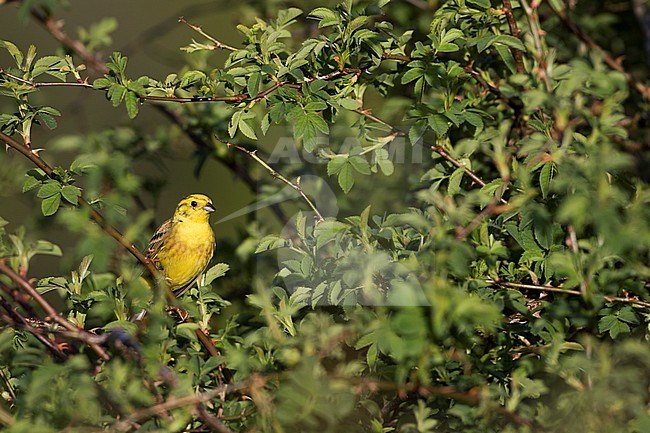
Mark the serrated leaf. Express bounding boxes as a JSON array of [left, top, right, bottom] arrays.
[[37, 181, 61, 198], [247, 71, 261, 97], [428, 114, 449, 136], [348, 155, 370, 175], [41, 194, 61, 216], [539, 163, 554, 199], [203, 263, 230, 285], [327, 155, 347, 175], [338, 163, 354, 193], [238, 120, 258, 140], [448, 167, 464, 195], [1, 40, 23, 65], [125, 91, 139, 119], [22, 176, 40, 193], [61, 185, 81, 204]]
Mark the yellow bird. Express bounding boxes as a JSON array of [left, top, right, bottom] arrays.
[[146, 194, 216, 297]]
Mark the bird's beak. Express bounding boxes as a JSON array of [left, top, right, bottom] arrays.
[[204, 203, 216, 213]]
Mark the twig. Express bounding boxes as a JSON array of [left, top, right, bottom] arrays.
[[354, 108, 405, 135], [24, 5, 289, 229], [0, 291, 67, 360], [348, 377, 542, 432], [195, 405, 235, 433], [179, 17, 237, 52], [520, 0, 552, 91], [502, 0, 525, 73], [114, 379, 256, 431], [221, 140, 325, 223], [488, 279, 650, 309], [455, 202, 511, 240], [432, 145, 509, 205], [0, 260, 109, 360], [550, 3, 650, 100], [0, 131, 161, 286]]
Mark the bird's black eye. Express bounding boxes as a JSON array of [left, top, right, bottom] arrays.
[[191, 200, 197, 208]]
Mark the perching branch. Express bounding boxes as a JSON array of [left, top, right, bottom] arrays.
[[0, 131, 160, 283], [221, 139, 325, 223]]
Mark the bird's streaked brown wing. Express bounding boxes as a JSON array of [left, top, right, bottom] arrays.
[[146, 218, 172, 267]]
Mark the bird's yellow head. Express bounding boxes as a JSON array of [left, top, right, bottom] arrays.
[[173, 194, 215, 223]]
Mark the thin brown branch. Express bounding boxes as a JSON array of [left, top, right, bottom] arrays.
[[0, 290, 67, 360], [520, 0, 552, 91], [382, 52, 411, 62], [502, 0, 525, 73], [550, 3, 650, 100], [455, 202, 511, 240], [349, 377, 541, 432], [222, 140, 326, 223], [0, 131, 161, 287], [24, 5, 287, 229], [488, 279, 650, 309], [432, 145, 509, 205], [114, 379, 257, 431], [354, 108, 405, 135], [29, 8, 109, 74], [195, 405, 235, 433], [179, 17, 237, 52], [0, 260, 109, 360], [464, 65, 524, 113]]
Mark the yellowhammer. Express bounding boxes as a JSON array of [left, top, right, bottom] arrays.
[[146, 193, 216, 297]]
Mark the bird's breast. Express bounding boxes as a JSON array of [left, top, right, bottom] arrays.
[[160, 221, 215, 290]]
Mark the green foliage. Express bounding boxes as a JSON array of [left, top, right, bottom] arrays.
[[1, 0, 650, 432]]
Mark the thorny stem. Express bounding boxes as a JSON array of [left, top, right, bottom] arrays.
[[520, 0, 552, 92], [179, 16, 237, 52], [550, 3, 650, 101], [0, 288, 67, 360], [488, 279, 650, 309], [113, 379, 258, 431], [221, 140, 326, 223], [0, 260, 110, 360], [502, 0, 525, 74], [432, 145, 509, 205], [0, 131, 160, 283]]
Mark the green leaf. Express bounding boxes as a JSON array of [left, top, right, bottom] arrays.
[[327, 155, 348, 175], [428, 114, 449, 136], [61, 185, 81, 205], [238, 119, 258, 140], [1, 40, 23, 65], [467, 0, 490, 8], [203, 263, 230, 285], [125, 91, 139, 119], [448, 167, 464, 195], [37, 181, 61, 198], [41, 194, 61, 216], [247, 71, 261, 97], [308, 8, 340, 28], [348, 156, 370, 175], [22, 176, 40, 193], [539, 163, 554, 199], [338, 163, 354, 193], [31, 240, 62, 257]]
